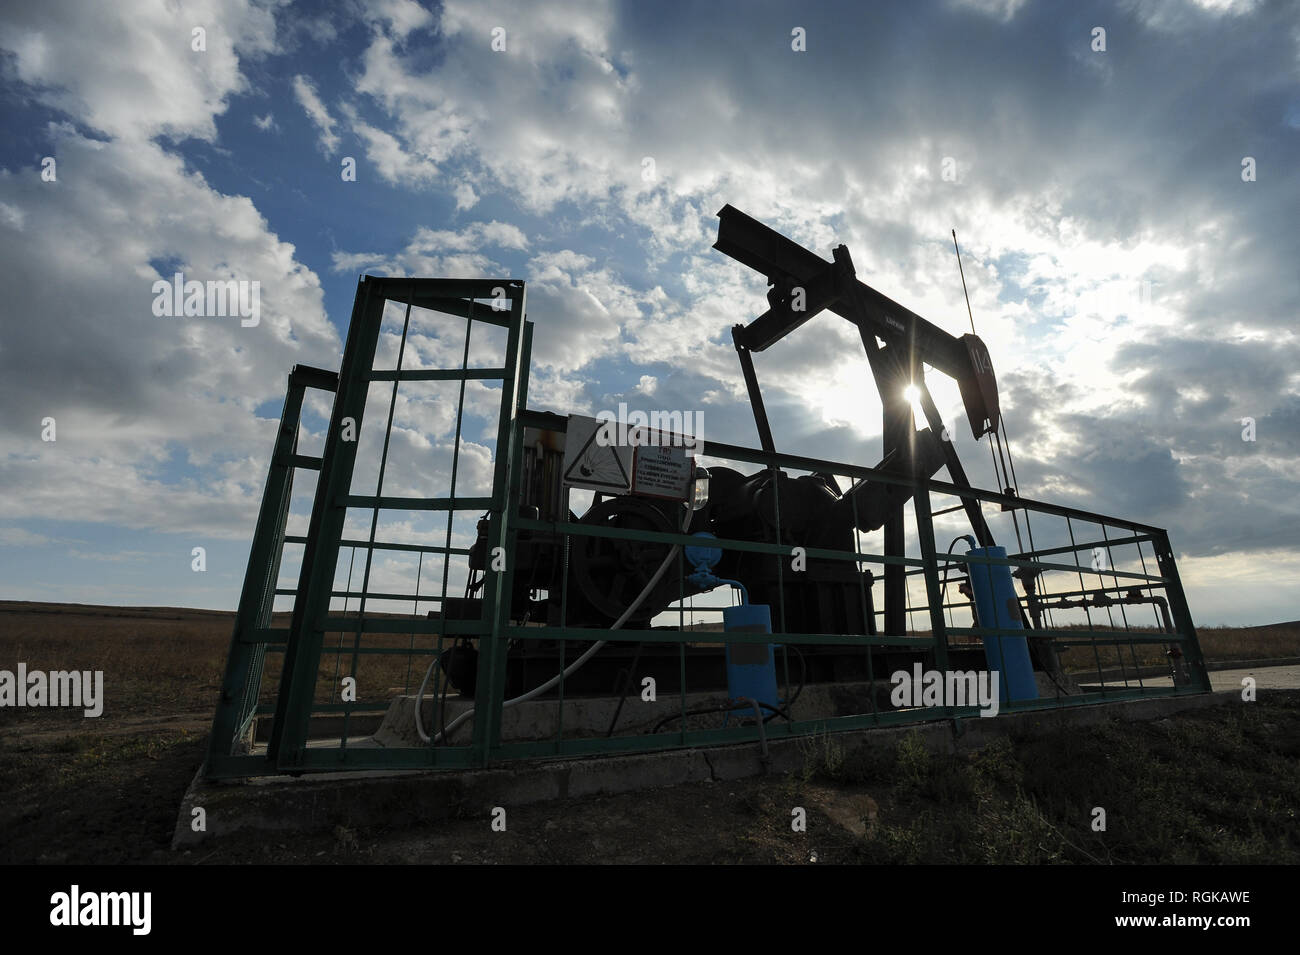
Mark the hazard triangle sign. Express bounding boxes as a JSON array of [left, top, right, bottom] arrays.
[[561, 415, 633, 492]]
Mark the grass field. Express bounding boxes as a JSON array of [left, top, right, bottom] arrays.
[[0, 602, 435, 727], [791, 693, 1300, 864], [2, 601, 1295, 727], [1, 601, 1296, 864]]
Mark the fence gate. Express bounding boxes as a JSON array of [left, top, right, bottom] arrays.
[[205, 276, 530, 777]]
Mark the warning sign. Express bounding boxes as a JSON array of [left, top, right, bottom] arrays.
[[632, 444, 693, 501], [561, 415, 633, 493]]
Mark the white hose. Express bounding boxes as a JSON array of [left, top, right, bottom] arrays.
[[415, 504, 690, 744], [413, 651, 441, 743]]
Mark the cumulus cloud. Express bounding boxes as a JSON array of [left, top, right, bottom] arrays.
[[0, 128, 340, 535], [0, 0, 277, 142], [331, 220, 527, 277], [453, 180, 478, 210], [291, 73, 340, 154], [325, 0, 1300, 573], [0, 2, 340, 541], [2, 0, 1297, 623]]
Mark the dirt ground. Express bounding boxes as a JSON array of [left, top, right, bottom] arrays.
[[2, 602, 1298, 865], [4, 690, 1299, 865], [0, 710, 861, 864]]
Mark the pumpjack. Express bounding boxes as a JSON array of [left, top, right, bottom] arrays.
[[206, 203, 1207, 778], [447, 205, 1041, 696]]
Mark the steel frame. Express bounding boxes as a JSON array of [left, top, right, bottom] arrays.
[[203, 275, 1210, 780]]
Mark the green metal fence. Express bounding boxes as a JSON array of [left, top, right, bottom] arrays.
[[203, 275, 1210, 779]]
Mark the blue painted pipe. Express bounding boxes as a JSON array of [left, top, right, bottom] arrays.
[[723, 602, 780, 714], [966, 545, 1037, 702]]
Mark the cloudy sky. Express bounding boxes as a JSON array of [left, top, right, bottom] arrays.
[[0, 0, 1296, 626]]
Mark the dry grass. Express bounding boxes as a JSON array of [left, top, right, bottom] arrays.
[[801, 691, 1300, 864], [1193, 622, 1300, 660], [0, 601, 432, 729], [0, 604, 230, 721], [1, 602, 1295, 730], [942, 621, 1298, 673], [1053, 621, 1300, 673], [1, 601, 1295, 865]]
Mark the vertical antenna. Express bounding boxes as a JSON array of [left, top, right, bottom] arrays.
[[952, 229, 977, 335]]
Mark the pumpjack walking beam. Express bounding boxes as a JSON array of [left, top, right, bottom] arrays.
[[714, 205, 1001, 635]]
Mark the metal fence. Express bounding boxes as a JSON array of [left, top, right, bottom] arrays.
[[203, 275, 1210, 779]]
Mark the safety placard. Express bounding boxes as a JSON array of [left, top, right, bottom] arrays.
[[561, 414, 633, 492], [632, 444, 693, 501]]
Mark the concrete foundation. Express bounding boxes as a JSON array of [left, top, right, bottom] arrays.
[[377, 669, 1084, 747], [376, 679, 897, 747]]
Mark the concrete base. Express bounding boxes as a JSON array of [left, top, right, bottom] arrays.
[[174, 688, 1237, 848], [378, 670, 1085, 747], [376, 679, 895, 747], [1034, 670, 1081, 698]]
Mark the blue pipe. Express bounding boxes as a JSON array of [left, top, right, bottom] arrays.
[[966, 545, 1037, 702], [722, 601, 780, 714], [684, 533, 780, 715]]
